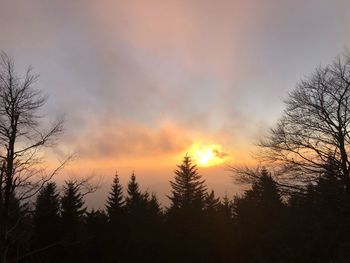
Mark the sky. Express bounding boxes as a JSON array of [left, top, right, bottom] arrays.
[[1, 0, 350, 207]]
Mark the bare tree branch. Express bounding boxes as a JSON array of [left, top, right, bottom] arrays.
[[0, 52, 67, 263], [258, 50, 350, 192]]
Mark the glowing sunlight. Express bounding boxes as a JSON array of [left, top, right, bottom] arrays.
[[188, 143, 229, 167]]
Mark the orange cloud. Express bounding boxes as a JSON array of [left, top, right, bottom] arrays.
[[72, 118, 191, 161]]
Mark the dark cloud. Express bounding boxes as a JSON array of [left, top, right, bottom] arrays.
[[213, 149, 229, 159]]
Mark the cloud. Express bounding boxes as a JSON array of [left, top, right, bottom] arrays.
[[72, 118, 192, 160], [1, 0, 349, 171], [213, 148, 229, 159]]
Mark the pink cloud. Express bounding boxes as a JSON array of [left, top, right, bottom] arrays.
[[73, 118, 192, 160]]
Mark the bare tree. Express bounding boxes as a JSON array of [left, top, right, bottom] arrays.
[[258, 51, 350, 192], [0, 52, 67, 262]]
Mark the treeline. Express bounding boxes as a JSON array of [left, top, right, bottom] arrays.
[[5, 155, 350, 262]]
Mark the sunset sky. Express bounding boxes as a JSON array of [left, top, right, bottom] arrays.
[[1, 0, 350, 206]]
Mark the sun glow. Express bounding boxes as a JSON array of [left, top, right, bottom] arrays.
[[188, 143, 229, 167]]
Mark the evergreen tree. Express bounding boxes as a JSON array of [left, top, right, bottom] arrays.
[[233, 168, 283, 225], [141, 192, 164, 262], [104, 172, 127, 262], [220, 194, 233, 220], [204, 190, 221, 212], [166, 155, 208, 263], [3, 193, 31, 262], [286, 157, 350, 262], [33, 182, 61, 247], [125, 172, 142, 213], [124, 174, 164, 262], [61, 181, 86, 242], [83, 209, 109, 263], [202, 190, 227, 262], [141, 192, 163, 222], [168, 155, 207, 211], [216, 194, 234, 262], [232, 168, 285, 262], [106, 171, 124, 220], [147, 193, 162, 218]]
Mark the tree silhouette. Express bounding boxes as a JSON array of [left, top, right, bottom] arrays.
[[286, 157, 350, 262], [259, 51, 350, 192], [220, 194, 233, 220], [167, 155, 208, 263], [33, 182, 61, 246], [125, 172, 142, 213], [104, 172, 127, 262], [83, 209, 109, 263], [61, 181, 86, 243], [202, 190, 232, 262], [0, 52, 65, 262], [32, 182, 61, 262], [147, 193, 162, 218], [204, 190, 221, 212], [168, 155, 207, 211], [124, 173, 165, 262], [233, 168, 285, 262], [106, 171, 124, 221]]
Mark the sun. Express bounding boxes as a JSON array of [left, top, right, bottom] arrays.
[[187, 143, 228, 167]]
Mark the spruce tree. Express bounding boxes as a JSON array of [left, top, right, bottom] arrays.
[[83, 209, 109, 262], [106, 172, 124, 220], [166, 155, 208, 263], [286, 158, 349, 262], [61, 181, 86, 242], [203, 191, 230, 262], [168, 155, 207, 211], [33, 182, 61, 246], [233, 168, 283, 225], [125, 172, 142, 213], [220, 194, 233, 219], [204, 190, 221, 212], [232, 168, 284, 262], [147, 193, 162, 218]]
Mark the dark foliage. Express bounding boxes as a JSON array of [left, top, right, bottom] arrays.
[[232, 169, 286, 262], [2, 157, 350, 263], [106, 171, 124, 221], [60, 181, 86, 262], [32, 182, 61, 262]]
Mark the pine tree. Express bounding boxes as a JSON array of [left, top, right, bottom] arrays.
[[61, 181, 86, 242], [166, 155, 208, 263], [123, 174, 160, 262], [232, 168, 284, 262], [125, 172, 142, 213], [233, 168, 283, 225], [147, 193, 162, 217], [83, 209, 109, 262], [3, 193, 30, 261], [249, 168, 282, 209], [168, 155, 207, 211], [220, 194, 233, 219], [204, 190, 221, 212], [33, 182, 61, 246], [106, 172, 124, 220], [286, 157, 349, 262], [203, 191, 230, 262], [140, 192, 162, 221]]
